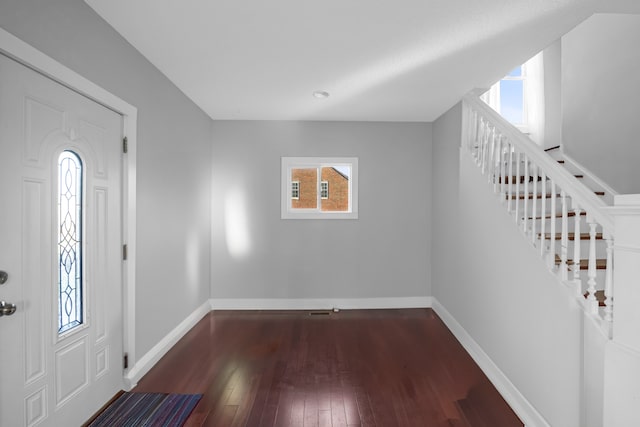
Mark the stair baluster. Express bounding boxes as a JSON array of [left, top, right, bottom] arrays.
[[549, 181, 557, 270], [523, 156, 529, 235], [476, 123, 481, 163], [604, 235, 614, 322], [515, 151, 521, 224], [487, 126, 495, 185], [475, 116, 481, 165], [492, 128, 499, 186], [540, 172, 546, 257], [483, 120, 490, 169], [586, 221, 599, 315], [493, 132, 502, 194], [507, 144, 514, 213], [470, 110, 479, 156], [572, 206, 583, 294], [499, 136, 506, 202], [478, 120, 489, 174], [476, 112, 483, 158], [531, 164, 538, 246], [560, 191, 569, 281], [484, 121, 491, 174]]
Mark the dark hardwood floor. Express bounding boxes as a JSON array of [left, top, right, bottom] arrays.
[[132, 309, 523, 427]]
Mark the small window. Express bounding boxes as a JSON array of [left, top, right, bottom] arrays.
[[499, 66, 525, 125], [320, 181, 329, 199], [282, 157, 358, 219], [481, 63, 528, 131]]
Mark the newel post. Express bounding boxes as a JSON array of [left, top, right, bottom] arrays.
[[602, 195, 640, 427]]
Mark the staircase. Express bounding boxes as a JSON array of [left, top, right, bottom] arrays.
[[461, 92, 615, 335], [457, 90, 640, 426]]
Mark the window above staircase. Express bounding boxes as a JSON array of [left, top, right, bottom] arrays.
[[481, 51, 547, 142]]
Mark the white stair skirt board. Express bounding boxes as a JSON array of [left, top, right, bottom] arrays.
[[124, 300, 211, 389], [432, 298, 548, 427], [209, 296, 432, 311]]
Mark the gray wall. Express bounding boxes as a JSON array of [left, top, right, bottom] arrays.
[[0, 0, 213, 359], [211, 121, 431, 301], [542, 40, 563, 149], [562, 13, 640, 194], [432, 103, 590, 427]]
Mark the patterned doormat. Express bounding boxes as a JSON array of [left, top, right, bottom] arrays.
[[87, 392, 202, 427]]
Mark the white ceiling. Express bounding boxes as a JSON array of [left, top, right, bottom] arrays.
[[85, 0, 629, 122]]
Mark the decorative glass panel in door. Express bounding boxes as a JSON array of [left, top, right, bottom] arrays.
[[58, 150, 84, 334]]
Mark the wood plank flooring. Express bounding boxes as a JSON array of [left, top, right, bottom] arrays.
[[132, 309, 523, 427]]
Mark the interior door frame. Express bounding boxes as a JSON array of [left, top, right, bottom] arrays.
[[0, 27, 139, 389]]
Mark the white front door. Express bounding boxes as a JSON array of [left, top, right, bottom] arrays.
[[0, 53, 124, 426]]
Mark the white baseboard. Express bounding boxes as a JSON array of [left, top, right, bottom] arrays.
[[431, 298, 549, 427], [124, 300, 211, 389], [209, 296, 432, 311]]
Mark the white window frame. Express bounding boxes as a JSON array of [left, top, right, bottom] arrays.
[[320, 181, 329, 199], [281, 157, 358, 219]]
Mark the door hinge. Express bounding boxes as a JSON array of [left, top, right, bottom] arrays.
[[123, 136, 128, 154], [122, 244, 128, 261], [123, 353, 129, 370]]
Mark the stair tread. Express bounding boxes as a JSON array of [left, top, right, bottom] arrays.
[[498, 175, 544, 184], [539, 232, 603, 241], [508, 190, 603, 200], [507, 193, 560, 200], [554, 255, 606, 270], [530, 211, 586, 220], [496, 174, 582, 183], [584, 290, 607, 307]]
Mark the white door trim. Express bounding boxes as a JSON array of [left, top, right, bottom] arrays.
[[0, 27, 138, 389]]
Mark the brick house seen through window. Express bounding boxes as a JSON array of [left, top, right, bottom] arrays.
[[281, 157, 358, 219], [291, 167, 349, 211]]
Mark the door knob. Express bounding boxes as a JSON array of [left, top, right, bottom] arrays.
[[0, 301, 16, 316], [0, 271, 7, 285]]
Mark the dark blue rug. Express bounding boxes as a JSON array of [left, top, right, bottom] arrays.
[[88, 392, 202, 427]]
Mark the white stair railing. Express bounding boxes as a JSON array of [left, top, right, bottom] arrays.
[[462, 92, 615, 336]]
